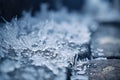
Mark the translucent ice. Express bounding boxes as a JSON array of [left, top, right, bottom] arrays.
[[0, 6, 95, 80]]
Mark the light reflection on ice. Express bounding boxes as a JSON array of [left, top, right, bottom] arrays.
[[0, 0, 115, 79], [0, 0, 118, 79], [0, 9, 92, 80]]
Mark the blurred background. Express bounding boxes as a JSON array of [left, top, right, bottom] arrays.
[[0, 0, 120, 23]]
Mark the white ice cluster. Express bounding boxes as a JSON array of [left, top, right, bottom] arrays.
[[0, 8, 93, 80]]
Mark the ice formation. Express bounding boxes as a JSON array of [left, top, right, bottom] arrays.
[[0, 0, 115, 79], [0, 8, 94, 80]]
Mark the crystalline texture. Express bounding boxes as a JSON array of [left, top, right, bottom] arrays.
[[0, 7, 95, 80]]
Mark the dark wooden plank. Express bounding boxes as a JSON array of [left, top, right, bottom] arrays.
[[89, 59, 120, 80]]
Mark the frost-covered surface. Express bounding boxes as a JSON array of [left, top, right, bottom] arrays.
[[1, 0, 117, 79], [0, 8, 95, 80], [0, 0, 118, 79]]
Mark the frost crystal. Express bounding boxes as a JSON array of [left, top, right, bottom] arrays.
[[0, 8, 95, 80]]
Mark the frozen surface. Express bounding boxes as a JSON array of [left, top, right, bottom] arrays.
[[0, 8, 94, 80], [0, 0, 118, 79], [0, 0, 116, 79], [5, 0, 120, 78]]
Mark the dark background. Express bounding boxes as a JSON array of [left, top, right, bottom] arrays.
[[0, 0, 118, 23], [0, 0, 86, 22]]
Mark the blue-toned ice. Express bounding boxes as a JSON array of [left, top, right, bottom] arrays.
[[0, 0, 114, 79]]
